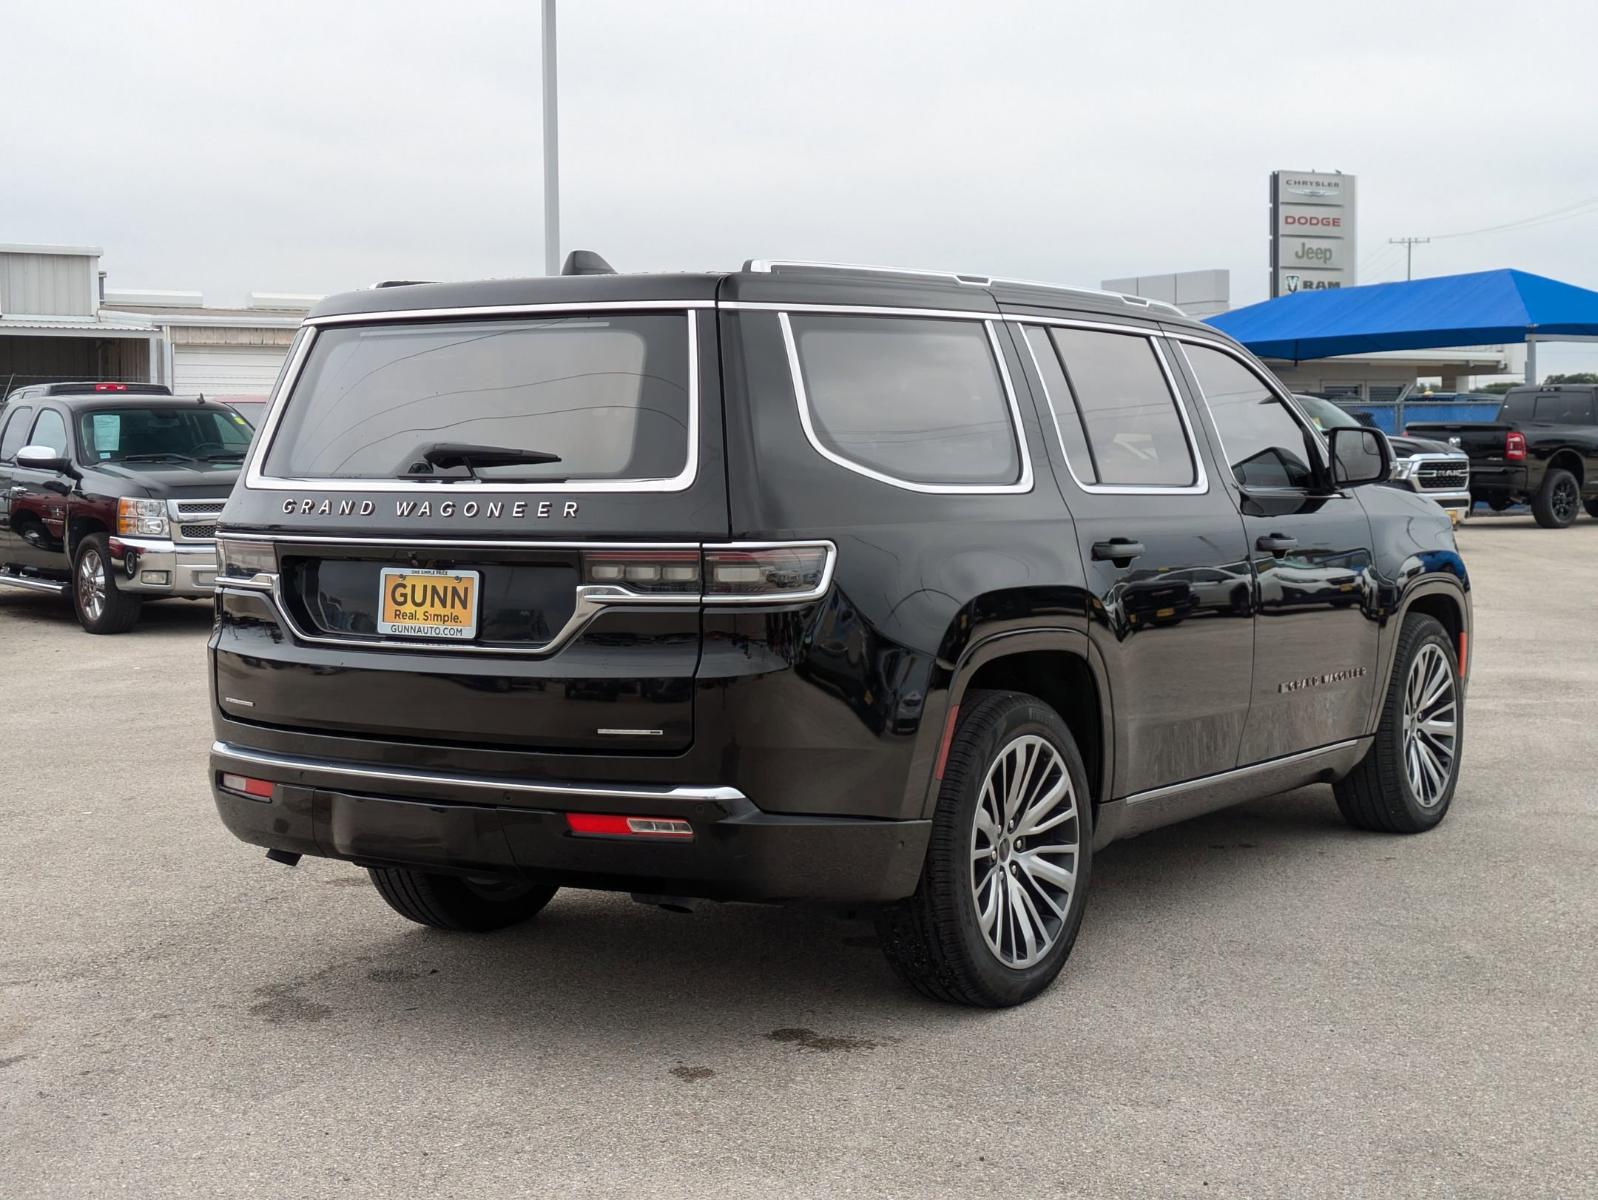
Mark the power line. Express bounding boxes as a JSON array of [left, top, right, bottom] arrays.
[[1429, 194, 1598, 241], [1388, 236, 1430, 280]]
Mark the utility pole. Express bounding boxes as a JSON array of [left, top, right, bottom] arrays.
[[541, 0, 560, 276], [1389, 236, 1430, 281]]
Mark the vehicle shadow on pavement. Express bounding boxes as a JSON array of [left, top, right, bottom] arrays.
[[0, 590, 215, 634], [260, 783, 1357, 1043]]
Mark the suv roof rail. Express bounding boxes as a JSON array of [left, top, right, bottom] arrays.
[[742, 259, 1185, 316]]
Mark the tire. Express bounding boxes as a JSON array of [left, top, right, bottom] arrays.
[[875, 689, 1093, 1007], [72, 534, 142, 634], [368, 868, 557, 932], [1531, 468, 1580, 528], [1485, 494, 1513, 512], [1584, 496, 1598, 520], [1334, 614, 1463, 834]]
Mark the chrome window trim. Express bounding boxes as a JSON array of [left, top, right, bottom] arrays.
[[243, 307, 704, 495], [211, 740, 747, 804], [1013, 320, 1210, 496], [215, 539, 836, 657], [776, 311, 1035, 496], [1168, 336, 1330, 491]]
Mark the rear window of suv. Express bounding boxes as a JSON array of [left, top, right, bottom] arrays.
[[786, 314, 1022, 488], [261, 314, 693, 485]]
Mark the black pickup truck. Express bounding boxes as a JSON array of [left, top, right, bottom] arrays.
[[1407, 384, 1598, 527], [0, 385, 251, 632]]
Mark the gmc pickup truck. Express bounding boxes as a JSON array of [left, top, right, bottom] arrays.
[[1407, 383, 1598, 527]]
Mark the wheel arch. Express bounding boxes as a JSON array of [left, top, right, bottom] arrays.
[[920, 629, 1113, 821], [1546, 448, 1584, 485], [1367, 577, 1471, 735]]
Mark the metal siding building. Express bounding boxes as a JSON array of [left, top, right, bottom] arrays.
[[0, 246, 313, 399]]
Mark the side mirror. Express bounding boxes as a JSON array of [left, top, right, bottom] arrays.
[[15, 445, 74, 474], [1328, 426, 1392, 488]]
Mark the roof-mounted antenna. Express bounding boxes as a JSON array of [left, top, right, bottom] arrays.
[[561, 250, 616, 276]]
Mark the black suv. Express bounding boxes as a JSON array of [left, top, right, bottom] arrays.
[[208, 260, 1471, 1006]]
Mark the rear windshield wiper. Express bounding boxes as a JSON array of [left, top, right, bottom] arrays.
[[401, 442, 564, 480]]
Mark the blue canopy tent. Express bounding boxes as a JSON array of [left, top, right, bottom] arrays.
[[1206, 268, 1598, 383]]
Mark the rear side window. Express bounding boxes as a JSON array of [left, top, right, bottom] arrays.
[[0, 406, 35, 460], [1044, 328, 1197, 488], [1183, 344, 1316, 490], [1532, 392, 1595, 423], [262, 314, 693, 485], [786, 314, 1021, 487]]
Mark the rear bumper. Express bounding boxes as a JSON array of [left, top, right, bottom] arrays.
[[1468, 465, 1528, 495], [209, 741, 931, 904]]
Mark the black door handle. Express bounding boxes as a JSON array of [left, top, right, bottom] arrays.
[[1256, 533, 1298, 555], [1092, 538, 1146, 564]]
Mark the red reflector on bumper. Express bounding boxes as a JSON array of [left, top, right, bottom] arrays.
[[220, 772, 274, 798], [565, 813, 693, 840]]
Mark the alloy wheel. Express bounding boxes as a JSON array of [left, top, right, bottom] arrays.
[[1552, 477, 1578, 524], [77, 549, 107, 622], [970, 734, 1080, 968], [1402, 643, 1458, 809]]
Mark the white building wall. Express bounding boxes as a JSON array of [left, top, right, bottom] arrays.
[[0, 247, 101, 317]]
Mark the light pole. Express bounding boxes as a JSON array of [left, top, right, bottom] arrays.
[[542, 0, 560, 276]]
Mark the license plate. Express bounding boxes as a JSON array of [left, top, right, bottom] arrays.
[[378, 568, 480, 640]]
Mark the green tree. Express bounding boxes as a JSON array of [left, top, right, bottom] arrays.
[[1543, 372, 1598, 384], [1479, 381, 1518, 393]]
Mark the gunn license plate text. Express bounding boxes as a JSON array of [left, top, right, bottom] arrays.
[[377, 568, 480, 640]]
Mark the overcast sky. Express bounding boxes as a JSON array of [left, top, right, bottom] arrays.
[[10, 0, 1598, 370]]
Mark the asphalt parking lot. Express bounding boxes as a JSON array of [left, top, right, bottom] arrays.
[[2, 517, 1594, 1199]]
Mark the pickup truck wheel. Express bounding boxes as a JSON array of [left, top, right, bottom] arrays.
[[1584, 496, 1598, 519], [874, 689, 1092, 1007], [73, 534, 142, 634], [1531, 468, 1580, 528], [367, 868, 558, 932], [1334, 614, 1462, 834]]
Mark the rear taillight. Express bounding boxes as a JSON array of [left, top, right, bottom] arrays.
[[581, 549, 701, 594], [1505, 431, 1526, 461], [703, 545, 831, 598], [579, 543, 834, 601], [566, 813, 694, 840]]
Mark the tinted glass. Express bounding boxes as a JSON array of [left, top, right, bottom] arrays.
[[1184, 344, 1316, 489], [0, 407, 35, 460], [263, 315, 690, 483], [1023, 326, 1098, 484], [29, 409, 69, 455], [1533, 392, 1595, 423], [77, 407, 255, 463], [1048, 329, 1195, 487], [1295, 395, 1361, 431], [790, 314, 1019, 485]]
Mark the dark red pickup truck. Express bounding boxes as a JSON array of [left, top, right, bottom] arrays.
[[1407, 383, 1598, 528]]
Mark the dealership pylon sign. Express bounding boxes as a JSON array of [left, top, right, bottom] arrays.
[[1270, 171, 1356, 297]]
